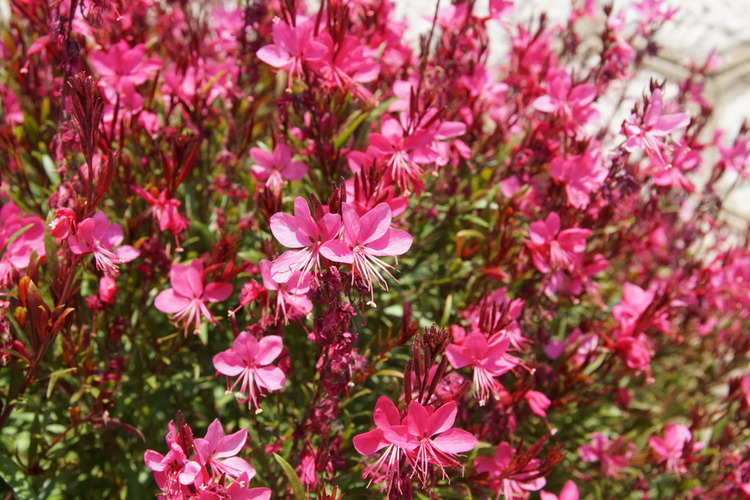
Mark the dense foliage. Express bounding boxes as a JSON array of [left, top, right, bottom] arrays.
[[1, 0, 750, 498]]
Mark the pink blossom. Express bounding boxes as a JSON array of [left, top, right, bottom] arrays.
[[445, 332, 519, 405], [578, 432, 634, 477], [154, 259, 232, 334], [99, 276, 117, 305], [0, 202, 46, 284], [225, 472, 272, 500], [526, 212, 591, 273], [525, 390, 551, 418], [623, 89, 690, 165], [549, 148, 608, 209], [89, 40, 162, 109], [259, 259, 312, 322], [353, 396, 407, 488], [256, 18, 328, 89], [48, 207, 76, 239], [309, 32, 380, 103], [68, 211, 139, 276], [194, 419, 256, 480], [649, 423, 697, 478], [320, 202, 412, 300], [144, 442, 202, 496], [612, 282, 655, 337], [132, 186, 189, 234], [475, 442, 546, 499], [213, 333, 286, 411], [533, 69, 599, 137], [269, 197, 341, 283], [540, 480, 580, 500], [250, 144, 307, 191]]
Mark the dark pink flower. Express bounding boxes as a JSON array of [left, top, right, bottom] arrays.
[[68, 211, 139, 276], [0, 202, 45, 284], [213, 333, 286, 411], [533, 69, 599, 137], [99, 276, 117, 305], [144, 442, 202, 496], [525, 390, 551, 418], [623, 89, 690, 164], [154, 259, 232, 334], [250, 144, 307, 191], [89, 40, 162, 109], [320, 202, 412, 301], [132, 186, 189, 234], [475, 442, 546, 498], [256, 18, 328, 89], [48, 207, 76, 239], [526, 212, 591, 273], [549, 149, 608, 209], [269, 197, 341, 284]]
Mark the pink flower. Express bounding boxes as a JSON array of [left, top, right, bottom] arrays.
[[353, 398, 477, 490], [194, 419, 256, 480], [445, 332, 519, 406], [89, 40, 163, 109], [269, 197, 341, 284], [212, 333, 286, 411], [526, 212, 591, 273], [48, 207, 76, 239], [99, 276, 117, 305], [256, 18, 328, 89], [578, 432, 634, 478], [401, 400, 478, 485], [541, 480, 580, 500], [132, 186, 189, 234], [533, 69, 599, 137], [68, 211, 139, 276], [549, 148, 608, 209], [612, 282, 655, 337], [649, 423, 697, 478], [319, 202, 412, 301], [144, 441, 202, 496], [259, 259, 313, 322], [623, 89, 690, 165], [250, 144, 307, 191], [154, 259, 232, 334], [0, 202, 45, 284], [525, 390, 551, 418], [225, 472, 272, 500], [475, 442, 546, 499]]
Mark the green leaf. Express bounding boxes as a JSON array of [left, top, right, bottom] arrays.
[[0, 447, 36, 499], [46, 368, 77, 399], [272, 453, 305, 500]]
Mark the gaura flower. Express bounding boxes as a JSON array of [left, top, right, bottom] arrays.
[[212, 333, 286, 411], [154, 259, 232, 334], [68, 211, 139, 276]]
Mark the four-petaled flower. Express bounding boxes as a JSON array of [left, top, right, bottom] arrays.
[[445, 331, 519, 406], [194, 419, 256, 480], [648, 423, 699, 478], [250, 144, 308, 191], [213, 332, 286, 411], [256, 18, 328, 89], [526, 212, 591, 273], [320, 202, 412, 302], [154, 259, 232, 334], [68, 211, 139, 276]]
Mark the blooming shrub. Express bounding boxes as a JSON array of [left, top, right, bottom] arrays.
[[1, 0, 750, 498]]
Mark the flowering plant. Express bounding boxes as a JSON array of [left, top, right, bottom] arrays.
[[1, 0, 750, 498]]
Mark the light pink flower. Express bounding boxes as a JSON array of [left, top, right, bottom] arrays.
[[0, 202, 46, 285], [525, 390, 552, 418], [353, 396, 407, 486], [320, 202, 412, 300], [533, 69, 599, 137], [144, 442, 202, 496], [579, 432, 634, 478], [549, 149, 608, 209], [649, 423, 697, 478], [445, 332, 519, 406], [259, 259, 313, 322], [225, 471, 272, 500], [250, 144, 307, 191], [154, 259, 232, 334], [194, 419, 256, 480], [89, 40, 162, 109], [68, 211, 139, 276], [213, 332, 286, 411], [269, 197, 341, 284]]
